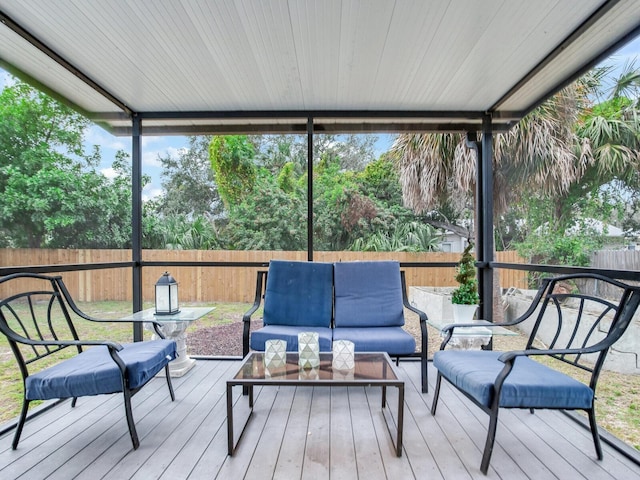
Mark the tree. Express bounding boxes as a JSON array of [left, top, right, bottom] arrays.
[[350, 221, 441, 252], [451, 243, 480, 305], [223, 173, 307, 250], [0, 80, 134, 248], [209, 135, 257, 208], [314, 134, 377, 171], [45, 150, 134, 248], [357, 155, 404, 205], [393, 81, 588, 225], [393, 66, 640, 247], [392, 68, 640, 317], [251, 134, 307, 174], [212, 133, 440, 252], [157, 136, 221, 217]]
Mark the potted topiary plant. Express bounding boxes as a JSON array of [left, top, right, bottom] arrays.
[[451, 242, 480, 322]]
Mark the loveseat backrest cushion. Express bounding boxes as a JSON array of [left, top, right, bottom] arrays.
[[263, 260, 333, 328], [333, 261, 405, 328]]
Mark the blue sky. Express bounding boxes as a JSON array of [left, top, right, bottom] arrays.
[[2, 36, 640, 200]]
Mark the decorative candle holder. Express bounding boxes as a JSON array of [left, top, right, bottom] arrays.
[[299, 367, 320, 380], [265, 361, 286, 379], [264, 339, 287, 368], [332, 339, 355, 371], [298, 331, 320, 369], [332, 368, 354, 381]]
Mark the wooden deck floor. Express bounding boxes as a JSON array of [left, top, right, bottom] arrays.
[[1, 359, 639, 480]]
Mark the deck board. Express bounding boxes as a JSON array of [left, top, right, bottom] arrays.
[[1, 359, 639, 480]]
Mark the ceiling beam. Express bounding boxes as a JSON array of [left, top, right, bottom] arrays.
[[107, 120, 513, 137], [0, 9, 133, 116], [491, 0, 620, 112]]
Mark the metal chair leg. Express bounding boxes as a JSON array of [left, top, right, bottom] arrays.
[[422, 351, 428, 393], [481, 408, 500, 474], [12, 399, 30, 450], [430, 373, 443, 415], [123, 388, 140, 450], [588, 408, 603, 460], [165, 364, 175, 401]]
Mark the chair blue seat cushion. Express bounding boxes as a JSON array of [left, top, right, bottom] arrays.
[[333, 326, 416, 355], [334, 261, 405, 328], [250, 325, 333, 352], [263, 260, 333, 328], [433, 350, 594, 409], [25, 340, 177, 400]]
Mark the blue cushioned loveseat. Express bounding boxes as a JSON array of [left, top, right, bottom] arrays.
[[243, 260, 429, 392]]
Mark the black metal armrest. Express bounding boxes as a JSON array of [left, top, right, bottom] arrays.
[[243, 304, 262, 323], [9, 335, 123, 352], [55, 276, 168, 338], [403, 301, 427, 322], [400, 270, 429, 393], [498, 345, 604, 364], [242, 270, 267, 357]]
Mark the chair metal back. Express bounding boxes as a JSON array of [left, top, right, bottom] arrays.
[[0, 273, 81, 381], [524, 273, 640, 388]]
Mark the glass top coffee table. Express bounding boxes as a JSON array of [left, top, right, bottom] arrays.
[[227, 352, 405, 457]]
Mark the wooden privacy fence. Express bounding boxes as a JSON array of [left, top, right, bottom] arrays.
[[1, 249, 527, 304]]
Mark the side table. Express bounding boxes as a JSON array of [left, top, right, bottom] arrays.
[[120, 307, 214, 376], [427, 318, 517, 349]]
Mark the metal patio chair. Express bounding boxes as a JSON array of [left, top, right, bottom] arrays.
[[0, 273, 177, 450], [431, 273, 640, 474]]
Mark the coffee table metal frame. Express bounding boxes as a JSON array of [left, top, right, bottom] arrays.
[[226, 351, 405, 457]]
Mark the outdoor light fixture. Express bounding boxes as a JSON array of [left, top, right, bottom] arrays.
[[155, 271, 179, 315]]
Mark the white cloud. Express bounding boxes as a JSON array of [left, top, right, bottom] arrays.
[[142, 145, 188, 168], [0, 71, 15, 89], [85, 125, 129, 151], [141, 136, 181, 148], [142, 185, 163, 201], [100, 167, 118, 179], [142, 150, 163, 168]]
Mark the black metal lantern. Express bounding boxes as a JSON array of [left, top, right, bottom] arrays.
[[155, 271, 179, 315]]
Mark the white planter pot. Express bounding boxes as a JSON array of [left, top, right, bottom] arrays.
[[452, 303, 477, 323]]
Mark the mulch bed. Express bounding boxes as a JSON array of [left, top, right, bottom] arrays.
[[187, 320, 262, 357]]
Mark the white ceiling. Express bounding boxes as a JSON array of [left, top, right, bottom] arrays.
[[1, 0, 640, 135]]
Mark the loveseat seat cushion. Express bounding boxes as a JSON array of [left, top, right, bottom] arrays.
[[433, 350, 594, 409], [332, 326, 416, 355], [25, 339, 177, 400], [333, 261, 405, 328], [263, 260, 333, 328], [250, 325, 333, 352]]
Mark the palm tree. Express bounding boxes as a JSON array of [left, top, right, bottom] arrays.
[[393, 80, 591, 221], [392, 65, 640, 319]]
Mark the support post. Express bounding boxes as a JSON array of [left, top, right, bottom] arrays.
[[307, 116, 314, 261], [132, 116, 143, 341], [478, 114, 495, 322]]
